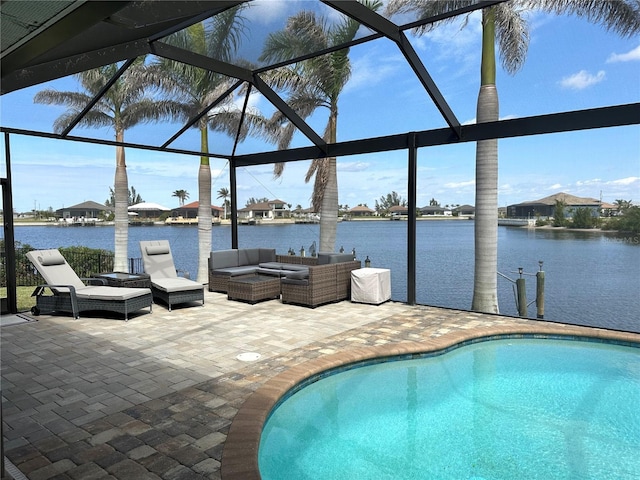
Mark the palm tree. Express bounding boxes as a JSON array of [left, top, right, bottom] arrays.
[[172, 189, 190, 206], [259, 0, 382, 253], [386, 0, 640, 313], [148, 8, 249, 282], [34, 61, 179, 271], [217, 187, 230, 219], [106, 186, 143, 207]]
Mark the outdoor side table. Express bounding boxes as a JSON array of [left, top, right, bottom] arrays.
[[351, 268, 391, 305], [228, 275, 281, 304], [92, 272, 152, 289]]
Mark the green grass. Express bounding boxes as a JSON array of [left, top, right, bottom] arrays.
[[1, 286, 37, 312]]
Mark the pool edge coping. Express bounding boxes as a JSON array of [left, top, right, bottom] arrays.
[[220, 321, 640, 480]]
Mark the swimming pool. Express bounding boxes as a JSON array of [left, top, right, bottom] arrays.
[[258, 338, 640, 479]]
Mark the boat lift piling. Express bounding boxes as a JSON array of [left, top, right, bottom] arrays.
[[498, 261, 545, 319]]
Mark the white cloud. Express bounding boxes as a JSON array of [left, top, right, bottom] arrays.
[[244, 0, 295, 26], [420, 11, 482, 52], [606, 45, 640, 63], [576, 178, 602, 186], [607, 176, 639, 186], [344, 48, 404, 94], [559, 70, 606, 90], [548, 183, 563, 190], [339, 161, 370, 172], [444, 180, 474, 189]]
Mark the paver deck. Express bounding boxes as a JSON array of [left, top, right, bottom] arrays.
[[2, 290, 639, 480]]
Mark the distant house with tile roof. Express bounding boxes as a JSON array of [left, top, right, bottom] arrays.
[[507, 192, 602, 218], [420, 205, 451, 216], [56, 201, 111, 219], [349, 205, 375, 217], [169, 201, 222, 220], [453, 204, 475, 216]]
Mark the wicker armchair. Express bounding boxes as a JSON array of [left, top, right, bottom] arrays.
[[281, 264, 338, 308], [280, 257, 361, 307]]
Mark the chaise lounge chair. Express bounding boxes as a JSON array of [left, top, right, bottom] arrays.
[[26, 249, 153, 321], [139, 240, 205, 311]]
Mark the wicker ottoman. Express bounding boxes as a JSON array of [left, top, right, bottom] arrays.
[[228, 275, 281, 304]]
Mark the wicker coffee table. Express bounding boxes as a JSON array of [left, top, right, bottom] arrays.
[[228, 275, 281, 304]]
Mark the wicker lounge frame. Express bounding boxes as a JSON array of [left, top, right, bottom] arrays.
[[140, 240, 205, 311], [31, 284, 153, 321], [26, 249, 153, 321]]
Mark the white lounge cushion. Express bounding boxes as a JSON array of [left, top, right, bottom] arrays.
[[152, 277, 203, 293], [76, 286, 151, 301]]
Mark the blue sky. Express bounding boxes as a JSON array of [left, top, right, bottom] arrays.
[[1, 2, 638, 214]]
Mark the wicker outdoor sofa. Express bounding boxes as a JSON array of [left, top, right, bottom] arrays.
[[208, 248, 360, 307]]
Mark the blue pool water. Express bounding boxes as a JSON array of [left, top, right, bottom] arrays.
[[259, 338, 640, 479]]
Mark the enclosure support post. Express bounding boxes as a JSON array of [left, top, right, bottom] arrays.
[[2, 132, 17, 314], [407, 133, 417, 305], [230, 158, 238, 249]]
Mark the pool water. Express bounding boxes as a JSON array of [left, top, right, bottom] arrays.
[[259, 338, 640, 479]]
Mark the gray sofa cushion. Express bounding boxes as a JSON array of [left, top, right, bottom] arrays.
[[318, 253, 355, 265], [259, 248, 276, 263], [284, 270, 308, 280], [212, 266, 258, 276], [239, 248, 261, 266], [257, 267, 283, 276], [283, 264, 308, 271], [258, 262, 283, 270], [210, 249, 239, 269]]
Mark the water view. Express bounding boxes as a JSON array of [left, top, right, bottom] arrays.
[[11, 220, 640, 333]]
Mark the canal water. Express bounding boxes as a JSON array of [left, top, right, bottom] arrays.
[[10, 221, 640, 333]]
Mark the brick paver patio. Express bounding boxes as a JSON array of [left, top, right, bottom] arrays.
[[2, 290, 638, 479]]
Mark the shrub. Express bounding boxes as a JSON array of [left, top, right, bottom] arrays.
[[570, 207, 598, 229], [610, 206, 640, 234]]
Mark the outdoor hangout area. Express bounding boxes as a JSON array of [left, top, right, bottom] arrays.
[[3, 291, 638, 480], [2, 1, 638, 479]]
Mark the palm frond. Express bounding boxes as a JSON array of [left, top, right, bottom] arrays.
[[208, 5, 247, 61], [495, 3, 529, 75], [385, 0, 477, 34], [34, 90, 93, 110], [122, 99, 189, 129], [260, 11, 328, 63], [522, 0, 640, 37]]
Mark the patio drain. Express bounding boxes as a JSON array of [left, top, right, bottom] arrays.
[[236, 352, 261, 362]]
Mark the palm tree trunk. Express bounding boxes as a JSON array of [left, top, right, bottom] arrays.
[[319, 107, 339, 253], [471, 7, 499, 313], [114, 132, 129, 272], [320, 157, 338, 253], [197, 127, 212, 283]]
